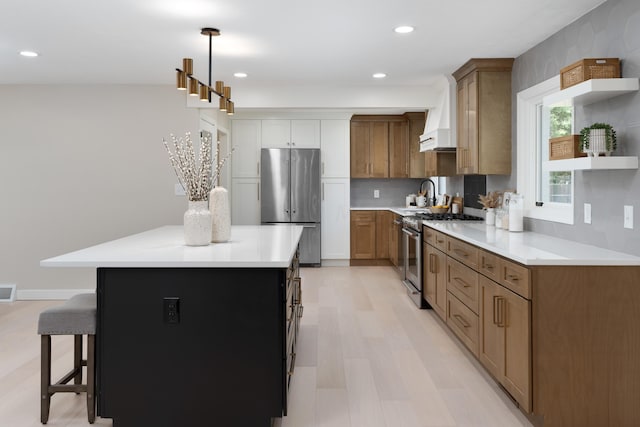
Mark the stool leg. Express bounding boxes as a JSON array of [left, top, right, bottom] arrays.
[[87, 335, 96, 424], [41, 335, 51, 424], [73, 335, 83, 387]]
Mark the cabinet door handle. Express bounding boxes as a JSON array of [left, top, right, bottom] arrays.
[[429, 253, 436, 274], [322, 162, 325, 175], [454, 277, 471, 288], [257, 183, 260, 201], [493, 295, 500, 325], [257, 162, 260, 175], [322, 182, 325, 200], [496, 296, 506, 327], [453, 314, 470, 328], [453, 248, 468, 258]]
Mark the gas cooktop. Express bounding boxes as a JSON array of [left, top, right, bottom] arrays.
[[416, 212, 483, 221]]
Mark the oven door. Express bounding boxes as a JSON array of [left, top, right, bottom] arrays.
[[402, 226, 424, 307]]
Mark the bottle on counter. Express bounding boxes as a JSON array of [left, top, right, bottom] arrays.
[[508, 193, 524, 232]]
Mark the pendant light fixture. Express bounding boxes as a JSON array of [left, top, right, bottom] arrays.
[[174, 28, 235, 115]]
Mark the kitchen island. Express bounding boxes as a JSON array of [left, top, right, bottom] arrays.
[[41, 225, 304, 427]]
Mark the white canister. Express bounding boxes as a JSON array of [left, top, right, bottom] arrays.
[[416, 196, 427, 207], [451, 203, 459, 214], [486, 208, 496, 226], [508, 194, 524, 232]]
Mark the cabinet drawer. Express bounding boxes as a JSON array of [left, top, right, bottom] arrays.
[[478, 249, 500, 282], [433, 231, 447, 252], [351, 210, 376, 222], [447, 257, 479, 314], [447, 236, 478, 269], [498, 258, 531, 299], [423, 226, 436, 246], [447, 292, 479, 357]]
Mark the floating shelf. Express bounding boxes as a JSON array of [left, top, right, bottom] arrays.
[[543, 78, 639, 107], [543, 156, 639, 171]]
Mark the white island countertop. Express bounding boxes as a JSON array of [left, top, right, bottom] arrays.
[[41, 225, 304, 268], [424, 221, 640, 266]]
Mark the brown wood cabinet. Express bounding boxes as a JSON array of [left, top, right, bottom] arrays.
[[375, 210, 392, 259], [425, 151, 457, 177], [389, 214, 402, 267], [405, 112, 428, 178], [350, 211, 376, 259], [350, 119, 389, 178], [423, 242, 447, 320], [389, 120, 409, 178], [351, 114, 432, 179], [453, 58, 514, 175], [479, 275, 531, 413], [350, 210, 393, 264]]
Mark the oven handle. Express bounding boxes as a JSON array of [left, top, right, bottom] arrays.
[[393, 219, 403, 225], [402, 228, 420, 238]]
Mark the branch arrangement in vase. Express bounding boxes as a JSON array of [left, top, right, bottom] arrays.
[[163, 132, 213, 201]]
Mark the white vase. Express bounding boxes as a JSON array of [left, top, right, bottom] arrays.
[[587, 128, 608, 157], [184, 200, 212, 246], [209, 187, 231, 243], [486, 208, 496, 226]]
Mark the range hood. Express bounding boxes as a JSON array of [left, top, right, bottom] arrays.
[[420, 75, 457, 151]]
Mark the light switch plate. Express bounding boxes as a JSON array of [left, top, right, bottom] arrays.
[[374, 189, 380, 199], [584, 203, 591, 224], [624, 205, 633, 229]]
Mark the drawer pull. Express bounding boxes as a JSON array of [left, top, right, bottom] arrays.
[[453, 248, 468, 258], [453, 314, 470, 328], [507, 274, 519, 281], [298, 305, 304, 317], [454, 277, 471, 288], [436, 238, 444, 244], [483, 261, 494, 270]]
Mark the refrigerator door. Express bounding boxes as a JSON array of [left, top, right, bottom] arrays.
[[291, 149, 321, 223], [261, 149, 291, 223]]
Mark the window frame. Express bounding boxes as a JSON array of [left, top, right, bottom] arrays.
[[516, 75, 574, 225]]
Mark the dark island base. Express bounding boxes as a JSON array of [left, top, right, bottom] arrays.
[[96, 267, 289, 427]]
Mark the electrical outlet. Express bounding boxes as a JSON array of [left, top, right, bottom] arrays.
[[374, 189, 380, 199], [624, 205, 633, 229], [584, 203, 591, 224], [163, 297, 180, 324]]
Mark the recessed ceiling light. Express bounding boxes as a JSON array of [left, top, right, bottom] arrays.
[[394, 26, 414, 34], [19, 51, 38, 57], [373, 73, 387, 79], [234, 72, 248, 78]]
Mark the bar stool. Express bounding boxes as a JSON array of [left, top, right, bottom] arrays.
[[37, 293, 96, 424]]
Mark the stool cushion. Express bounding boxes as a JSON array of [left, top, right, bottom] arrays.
[[38, 293, 96, 335]]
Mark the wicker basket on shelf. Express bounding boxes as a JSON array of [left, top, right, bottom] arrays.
[[549, 135, 586, 160], [560, 58, 620, 89]]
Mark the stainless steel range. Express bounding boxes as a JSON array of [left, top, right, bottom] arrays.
[[401, 212, 483, 308]]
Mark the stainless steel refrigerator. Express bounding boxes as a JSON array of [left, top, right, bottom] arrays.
[[261, 148, 321, 266]]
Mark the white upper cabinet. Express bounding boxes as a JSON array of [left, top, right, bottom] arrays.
[[320, 119, 350, 178], [231, 120, 262, 178], [262, 119, 320, 148]]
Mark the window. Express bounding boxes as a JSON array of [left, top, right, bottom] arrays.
[[517, 76, 574, 224]]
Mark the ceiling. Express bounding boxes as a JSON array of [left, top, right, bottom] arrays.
[[1, 0, 605, 89]]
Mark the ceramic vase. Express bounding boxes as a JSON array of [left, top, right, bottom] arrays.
[[184, 200, 212, 246], [586, 128, 611, 157], [209, 186, 231, 243]]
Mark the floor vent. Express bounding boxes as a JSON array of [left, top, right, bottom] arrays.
[[0, 284, 16, 302]]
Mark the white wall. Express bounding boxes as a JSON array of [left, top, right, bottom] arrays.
[[0, 85, 200, 297]]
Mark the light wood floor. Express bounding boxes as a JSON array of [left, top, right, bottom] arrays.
[[0, 266, 533, 427]]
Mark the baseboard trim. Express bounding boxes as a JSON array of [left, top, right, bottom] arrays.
[[320, 259, 350, 267], [17, 289, 95, 301]]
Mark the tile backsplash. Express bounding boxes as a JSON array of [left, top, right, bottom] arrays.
[[351, 178, 424, 207]]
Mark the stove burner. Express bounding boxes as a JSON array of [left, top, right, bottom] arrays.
[[416, 213, 484, 221]]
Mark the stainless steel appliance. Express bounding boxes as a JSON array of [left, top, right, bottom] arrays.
[[261, 148, 321, 266], [401, 215, 424, 308], [400, 212, 484, 308]]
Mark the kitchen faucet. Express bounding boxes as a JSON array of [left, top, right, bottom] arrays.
[[419, 179, 437, 206]]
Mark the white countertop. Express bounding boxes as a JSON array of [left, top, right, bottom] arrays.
[[424, 221, 640, 266], [351, 206, 428, 216], [40, 225, 304, 268]]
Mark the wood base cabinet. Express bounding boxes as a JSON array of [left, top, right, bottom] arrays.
[[479, 275, 531, 413], [423, 243, 447, 319], [350, 211, 376, 259]]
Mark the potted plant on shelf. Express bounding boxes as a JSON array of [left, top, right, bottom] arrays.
[[579, 123, 617, 157]]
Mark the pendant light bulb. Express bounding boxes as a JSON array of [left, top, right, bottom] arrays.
[[176, 70, 187, 90], [188, 78, 199, 96]]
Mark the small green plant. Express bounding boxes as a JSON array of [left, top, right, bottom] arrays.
[[579, 122, 617, 152]]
